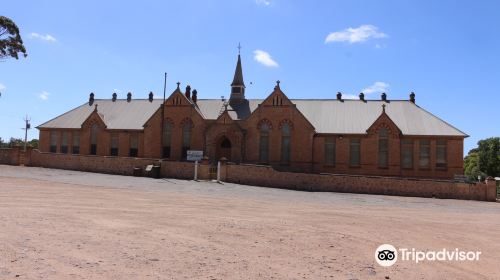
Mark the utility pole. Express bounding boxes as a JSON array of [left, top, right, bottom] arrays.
[[23, 114, 31, 152]]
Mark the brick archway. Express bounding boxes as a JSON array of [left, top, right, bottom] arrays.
[[205, 124, 243, 163]]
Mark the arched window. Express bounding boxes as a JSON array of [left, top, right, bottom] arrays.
[[162, 121, 172, 158], [90, 124, 99, 155], [129, 133, 138, 157], [281, 123, 291, 163], [378, 128, 389, 168], [259, 123, 270, 163], [182, 121, 192, 159]]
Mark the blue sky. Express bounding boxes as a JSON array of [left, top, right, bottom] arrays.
[[1, 0, 499, 153]]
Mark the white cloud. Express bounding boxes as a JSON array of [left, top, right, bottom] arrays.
[[113, 88, 121, 93], [0, 83, 5, 91], [256, 0, 271, 6], [39, 91, 50, 100], [362, 82, 389, 95], [253, 50, 279, 67], [29, 33, 57, 42], [325, 25, 387, 44]]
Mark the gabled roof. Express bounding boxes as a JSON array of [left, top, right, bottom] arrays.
[[37, 99, 162, 130], [37, 98, 467, 137], [294, 100, 467, 136]]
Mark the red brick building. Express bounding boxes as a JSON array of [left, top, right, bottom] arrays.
[[37, 54, 467, 179]]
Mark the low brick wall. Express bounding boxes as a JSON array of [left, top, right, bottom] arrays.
[[28, 150, 195, 179], [7, 150, 496, 202], [223, 163, 497, 202], [30, 150, 159, 176], [0, 148, 20, 165], [161, 160, 195, 179]]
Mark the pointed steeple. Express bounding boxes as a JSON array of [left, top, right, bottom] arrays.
[[231, 54, 245, 87], [230, 45, 246, 103]]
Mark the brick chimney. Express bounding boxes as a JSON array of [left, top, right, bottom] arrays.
[[89, 92, 94, 105], [192, 89, 198, 103], [148, 91, 154, 102], [127, 92, 132, 102], [112, 92, 117, 102], [410, 92, 416, 103], [185, 85, 191, 99]]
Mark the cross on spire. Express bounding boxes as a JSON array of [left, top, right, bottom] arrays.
[[176, 82, 180, 89], [382, 103, 386, 113], [237, 42, 242, 55]]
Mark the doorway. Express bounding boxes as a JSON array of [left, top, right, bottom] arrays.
[[216, 136, 232, 161]]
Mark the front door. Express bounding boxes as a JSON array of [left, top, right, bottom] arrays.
[[216, 136, 232, 161]]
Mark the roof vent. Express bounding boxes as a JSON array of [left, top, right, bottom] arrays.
[[112, 92, 117, 102], [127, 92, 132, 102], [148, 91, 154, 102], [381, 92, 387, 102], [359, 92, 365, 102], [192, 89, 198, 104], [185, 85, 191, 99], [89, 92, 94, 106], [336, 92, 342, 100], [410, 92, 416, 103]]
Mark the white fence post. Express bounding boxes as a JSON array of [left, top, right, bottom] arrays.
[[194, 160, 198, 181], [217, 161, 221, 183]]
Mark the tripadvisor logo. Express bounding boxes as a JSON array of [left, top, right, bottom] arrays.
[[375, 244, 397, 267], [375, 244, 481, 267]]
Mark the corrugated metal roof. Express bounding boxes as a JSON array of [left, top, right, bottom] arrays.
[[38, 99, 163, 130], [37, 98, 467, 137], [293, 100, 467, 136]]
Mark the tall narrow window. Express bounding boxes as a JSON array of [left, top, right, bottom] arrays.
[[436, 139, 447, 169], [182, 122, 191, 159], [259, 123, 270, 163], [49, 131, 58, 153], [349, 138, 361, 167], [129, 133, 138, 157], [378, 128, 389, 168], [281, 123, 291, 163], [90, 124, 98, 155], [61, 131, 68, 153], [401, 139, 413, 169], [162, 122, 172, 158], [324, 137, 336, 166], [419, 139, 430, 168], [110, 133, 119, 156], [72, 131, 80, 154]]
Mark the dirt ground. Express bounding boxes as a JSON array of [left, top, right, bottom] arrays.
[[0, 165, 499, 280]]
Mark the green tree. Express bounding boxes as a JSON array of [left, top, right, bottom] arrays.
[[464, 152, 486, 181], [464, 137, 500, 179], [477, 137, 500, 177], [0, 16, 27, 60], [28, 138, 39, 149], [8, 137, 23, 147]]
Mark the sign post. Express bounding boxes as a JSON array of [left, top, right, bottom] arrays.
[[194, 160, 198, 181]]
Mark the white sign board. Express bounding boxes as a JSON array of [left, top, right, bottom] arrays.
[[187, 150, 203, 161]]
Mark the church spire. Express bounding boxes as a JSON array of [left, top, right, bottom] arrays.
[[230, 44, 246, 103]]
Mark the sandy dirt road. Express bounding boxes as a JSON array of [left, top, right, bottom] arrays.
[[0, 165, 499, 279]]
